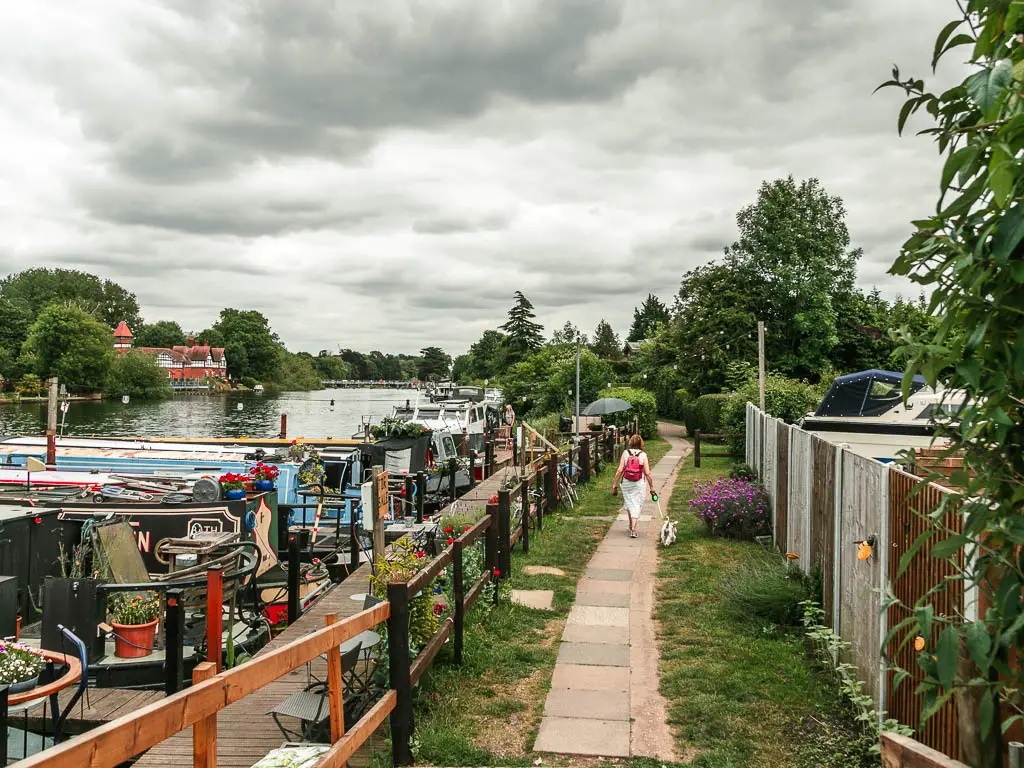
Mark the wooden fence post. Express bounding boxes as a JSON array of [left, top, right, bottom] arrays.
[[165, 588, 185, 695], [546, 455, 558, 513], [497, 490, 512, 578], [206, 566, 223, 672], [415, 471, 426, 524], [387, 582, 414, 766], [287, 532, 301, 626], [485, 502, 498, 576], [535, 468, 544, 532], [325, 613, 344, 743], [192, 661, 218, 768], [453, 539, 464, 665], [403, 475, 414, 519], [469, 450, 477, 489], [579, 438, 591, 484], [521, 480, 530, 554], [694, 430, 702, 469]]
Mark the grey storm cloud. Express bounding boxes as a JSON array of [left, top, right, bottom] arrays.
[[0, 0, 959, 355]]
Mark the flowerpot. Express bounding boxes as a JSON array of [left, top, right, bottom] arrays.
[[224, 488, 246, 500], [253, 479, 275, 492], [112, 619, 159, 658], [8, 675, 39, 694]]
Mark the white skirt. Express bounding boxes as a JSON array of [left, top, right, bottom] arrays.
[[621, 478, 646, 519]]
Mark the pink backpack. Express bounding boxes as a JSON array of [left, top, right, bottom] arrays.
[[623, 450, 643, 482]]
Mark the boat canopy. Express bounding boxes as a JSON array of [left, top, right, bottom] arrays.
[[814, 370, 926, 418]]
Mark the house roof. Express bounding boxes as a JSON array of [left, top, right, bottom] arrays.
[[113, 321, 133, 338], [623, 340, 649, 352]]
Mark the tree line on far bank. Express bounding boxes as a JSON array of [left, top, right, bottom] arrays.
[[453, 175, 934, 438], [0, 268, 453, 399]]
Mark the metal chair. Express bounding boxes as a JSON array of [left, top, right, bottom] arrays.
[[52, 625, 88, 745], [267, 641, 362, 742]]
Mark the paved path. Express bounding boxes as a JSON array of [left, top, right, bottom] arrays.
[[534, 423, 691, 759]]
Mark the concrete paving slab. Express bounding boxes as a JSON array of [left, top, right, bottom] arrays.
[[522, 565, 566, 577], [616, 514, 653, 522], [588, 553, 640, 570], [510, 589, 554, 610], [544, 689, 629, 721], [557, 642, 630, 667], [551, 663, 629, 691], [567, 605, 629, 628], [534, 717, 630, 756], [576, 592, 630, 608], [578, 579, 631, 595], [585, 567, 633, 582], [561, 624, 629, 645]]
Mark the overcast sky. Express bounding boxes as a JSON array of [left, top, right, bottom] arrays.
[[0, 1, 959, 355]]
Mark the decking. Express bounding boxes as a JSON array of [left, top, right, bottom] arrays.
[[20, 689, 165, 736]]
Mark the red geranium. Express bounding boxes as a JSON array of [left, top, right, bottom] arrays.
[[219, 472, 246, 491], [492, 568, 500, 577], [488, 494, 499, 505], [415, 551, 426, 559], [446, 537, 454, 545], [444, 526, 453, 534], [249, 462, 280, 481]]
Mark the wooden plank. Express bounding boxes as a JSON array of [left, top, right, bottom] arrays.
[[775, 422, 789, 552], [324, 613, 345, 744], [193, 662, 218, 768], [410, 618, 453, 685], [881, 733, 970, 768], [314, 691, 396, 768], [810, 436, 837, 625]]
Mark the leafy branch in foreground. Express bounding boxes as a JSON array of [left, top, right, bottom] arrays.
[[879, 3, 1024, 765]]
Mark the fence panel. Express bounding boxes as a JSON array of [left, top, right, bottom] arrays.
[[775, 422, 790, 552], [838, 450, 887, 700], [763, 417, 777, 527], [810, 436, 837, 625], [887, 468, 961, 759], [788, 427, 813, 567]]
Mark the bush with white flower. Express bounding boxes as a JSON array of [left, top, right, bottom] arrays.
[[0, 640, 45, 685]]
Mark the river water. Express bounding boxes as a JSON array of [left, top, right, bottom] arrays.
[[0, 389, 418, 440]]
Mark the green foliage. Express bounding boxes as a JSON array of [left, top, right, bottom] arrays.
[[728, 463, 759, 482], [25, 303, 114, 392], [108, 591, 161, 625], [877, 2, 1024, 747], [626, 333, 686, 416], [720, 552, 818, 627], [338, 348, 419, 381], [274, 351, 322, 391], [628, 293, 670, 342], [721, 374, 822, 450], [686, 393, 730, 435], [105, 351, 172, 399], [133, 320, 186, 349], [603, 386, 657, 438], [499, 346, 612, 419], [371, 418, 430, 439], [16, 374, 43, 397], [0, 268, 142, 330], [417, 346, 451, 381], [549, 320, 586, 347], [499, 291, 544, 362], [211, 308, 282, 381], [369, 538, 440, 651], [311, 352, 348, 381], [589, 319, 619, 359]]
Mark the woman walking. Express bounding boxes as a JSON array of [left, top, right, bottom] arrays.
[[612, 434, 654, 538]]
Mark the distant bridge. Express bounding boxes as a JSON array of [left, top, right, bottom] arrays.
[[322, 380, 423, 390]]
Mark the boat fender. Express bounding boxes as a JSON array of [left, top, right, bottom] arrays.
[[244, 511, 256, 531], [92, 493, 105, 503]]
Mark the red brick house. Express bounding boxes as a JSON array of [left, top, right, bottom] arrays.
[[113, 322, 228, 381]]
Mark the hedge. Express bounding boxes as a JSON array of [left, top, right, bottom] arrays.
[[683, 393, 729, 435], [604, 386, 658, 438]]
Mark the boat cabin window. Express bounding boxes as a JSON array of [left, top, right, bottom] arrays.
[[916, 403, 960, 421], [443, 435, 457, 457]]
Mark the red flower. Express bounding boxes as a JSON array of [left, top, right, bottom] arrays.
[[415, 551, 426, 559], [493, 568, 500, 576], [433, 603, 446, 616], [444, 526, 453, 534], [464, 525, 471, 531], [446, 537, 454, 545], [488, 494, 499, 504]]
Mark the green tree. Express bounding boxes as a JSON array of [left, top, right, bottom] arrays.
[[312, 353, 348, 381], [0, 268, 142, 329], [499, 346, 612, 418], [880, 6, 1024, 762], [590, 319, 620, 359], [210, 309, 281, 381], [0, 298, 32, 380], [457, 330, 508, 381], [500, 291, 544, 362], [24, 303, 114, 392], [105, 350, 171, 399], [134, 321, 187, 349], [627, 294, 670, 341], [550, 321, 587, 347], [417, 346, 451, 381], [275, 352, 323, 391]]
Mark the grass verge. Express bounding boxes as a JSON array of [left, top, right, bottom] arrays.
[[656, 455, 877, 767]]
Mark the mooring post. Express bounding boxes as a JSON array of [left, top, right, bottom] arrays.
[[497, 489, 511, 578], [387, 582, 414, 766], [694, 430, 702, 469], [415, 471, 426, 524], [1009, 742, 1023, 768], [484, 439, 494, 478], [279, 413, 287, 440], [46, 376, 58, 465], [468, 450, 477, 489], [165, 588, 185, 694], [461, 428, 468, 456], [453, 539, 464, 665], [206, 566, 223, 672], [448, 457, 458, 503], [520, 479, 530, 554], [287, 532, 301, 625], [485, 501, 498, 576], [403, 475, 414, 519], [511, 428, 518, 466]]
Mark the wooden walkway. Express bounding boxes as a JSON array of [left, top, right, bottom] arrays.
[[21, 688, 165, 736], [134, 569, 376, 768]]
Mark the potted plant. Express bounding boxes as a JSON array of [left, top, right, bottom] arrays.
[[249, 462, 279, 492], [0, 639, 46, 693], [219, 472, 247, 500], [108, 591, 161, 659]]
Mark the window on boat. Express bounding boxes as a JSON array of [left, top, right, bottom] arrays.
[[916, 403, 960, 421], [443, 435, 457, 457]]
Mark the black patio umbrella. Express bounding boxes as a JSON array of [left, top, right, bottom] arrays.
[[581, 397, 633, 417]]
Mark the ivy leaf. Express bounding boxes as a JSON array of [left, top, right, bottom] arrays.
[[932, 534, 968, 559], [965, 621, 991, 670], [936, 625, 958, 691], [966, 60, 1013, 117], [992, 204, 1024, 264]]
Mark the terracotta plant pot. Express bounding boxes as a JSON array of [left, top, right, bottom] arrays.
[[112, 619, 159, 658]]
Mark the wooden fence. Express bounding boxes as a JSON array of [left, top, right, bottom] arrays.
[[16, 433, 618, 768], [745, 403, 971, 760]]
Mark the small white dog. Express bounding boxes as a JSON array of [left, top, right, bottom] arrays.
[[659, 519, 677, 547]]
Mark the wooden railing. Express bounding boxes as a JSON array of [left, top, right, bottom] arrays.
[[693, 430, 743, 468], [17, 602, 391, 768], [881, 734, 971, 767]]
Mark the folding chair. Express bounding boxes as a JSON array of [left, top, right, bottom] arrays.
[[267, 641, 362, 742]]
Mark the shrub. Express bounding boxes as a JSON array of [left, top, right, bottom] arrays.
[[686, 393, 729, 435], [689, 476, 771, 540], [720, 374, 822, 453], [604, 386, 657, 438], [728, 462, 759, 482], [721, 552, 816, 627]]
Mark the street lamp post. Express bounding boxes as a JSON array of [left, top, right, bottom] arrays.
[[575, 334, 581, 444]]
